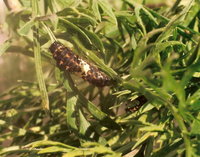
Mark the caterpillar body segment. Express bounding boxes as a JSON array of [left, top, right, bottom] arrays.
[[49, 41, 111, 87]]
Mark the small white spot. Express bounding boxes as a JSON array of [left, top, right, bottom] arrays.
[[80, 60, 90, 73]]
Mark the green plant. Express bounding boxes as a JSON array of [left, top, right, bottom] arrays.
[[0, 0, 200, 156]]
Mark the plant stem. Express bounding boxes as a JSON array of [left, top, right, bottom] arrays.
[[41, 22, 57, 43], [32, 0, 49, 112], [161, 99, 192, 157]]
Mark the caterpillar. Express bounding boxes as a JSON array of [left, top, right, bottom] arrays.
[[125, 95, 148, 113], [49, 41, 112, 87]]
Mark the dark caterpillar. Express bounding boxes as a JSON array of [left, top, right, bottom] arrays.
[[49, 41, 112, 87], [125, 95, 148, 113]]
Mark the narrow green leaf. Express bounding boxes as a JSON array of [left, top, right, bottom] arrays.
[[124, 0, 146, 34], [113, 90, 131, 97], [67, 17, 96, 26], [153, 41, 185, 55], [59, 18, 92, 44], [131, 132, 156, 150], [131, 34, 137, 50], [152, 139, 183, 157], [130, 28, 164, 70], [32, 0, 50, 112], [162, 66, 185, 104], [92, 0, 101, 21], [145, 137, 154, 157], [189, 100, 200, 111], [63, 77, 78, 131], [181, 62, 200, 88], [66, 95, 78, 131], [38, 146, 70, 154], [87, 145, 116, 155], [79, 110, 91, 136], [55, 67, 64, 83], [62, 142, 121, 157], [115, 141, 136, 155], [0, 40, 11, 56], [135, 7, 146, 35], [56, 0, 80, 7], [183, 0, 200, 27], [44, 0, 55, 13], [83, 28, 105, 53], [191, 119, 200, 135], [139, 124, 165, 132], [57, 7, 77, 16], [28, 140, 75, 149], [186, 42, 200, 66], [59, 7, 97, 26], [141, 7, 158, 26], [97, 0, 117, 25], [63, 149, 93, 157], [0, 146, 30, 155], [18, 19, 34, 36]]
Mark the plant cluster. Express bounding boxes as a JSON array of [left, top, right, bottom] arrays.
[[0, 0, 200, 156]]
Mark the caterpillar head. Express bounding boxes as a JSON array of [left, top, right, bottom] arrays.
[[49, 42, 62, 53]]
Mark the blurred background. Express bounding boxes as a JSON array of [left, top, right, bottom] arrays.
[[0, 0, 36, 93]]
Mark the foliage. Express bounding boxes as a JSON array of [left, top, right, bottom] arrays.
[[0, 0, 200, 156]]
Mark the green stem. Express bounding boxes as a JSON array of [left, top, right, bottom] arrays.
[[160, 99, 192, 157], [32, 0, 49, 112], [166, 0, 181, 16], [41, 22, 57, 43]]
